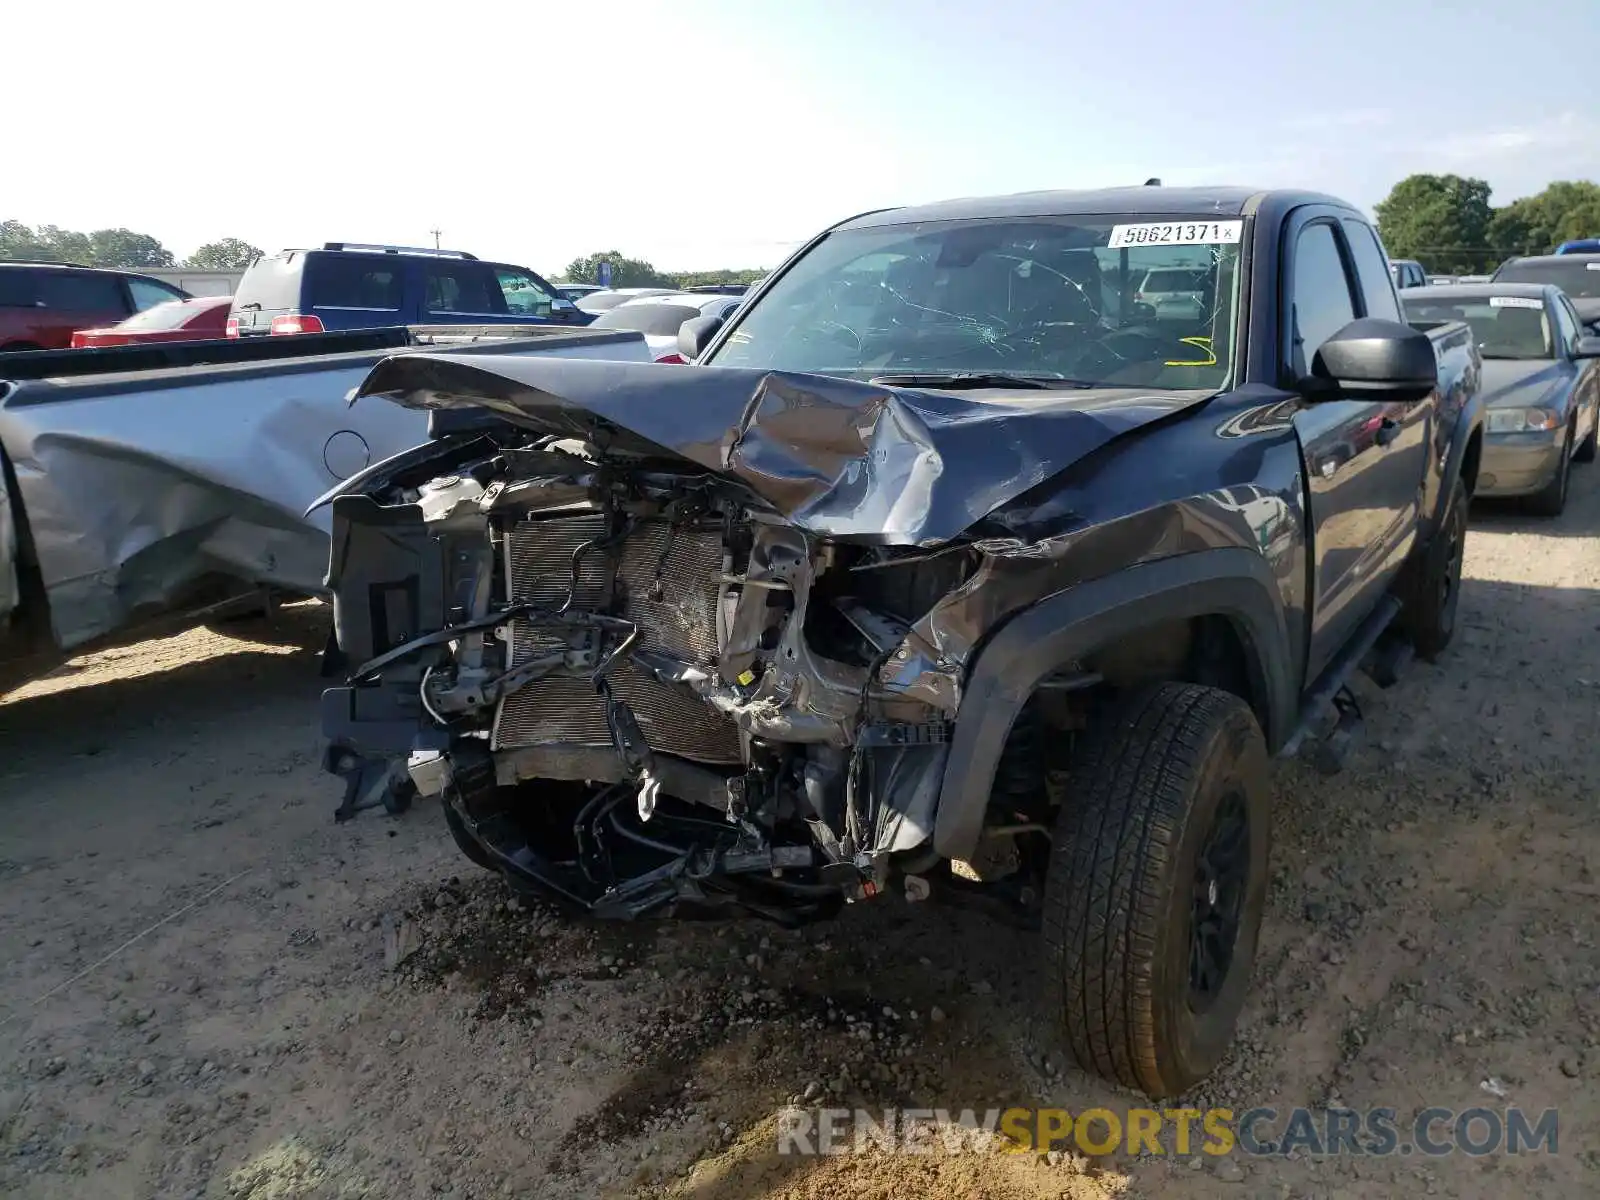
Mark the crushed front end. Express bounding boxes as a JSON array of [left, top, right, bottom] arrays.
[[316, 353, 1215, 923], [320, 423, 980, 922]]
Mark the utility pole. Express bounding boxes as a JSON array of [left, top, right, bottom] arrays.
[[429, 227, 442, 249]]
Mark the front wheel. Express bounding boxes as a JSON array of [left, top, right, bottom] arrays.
[[1041, 683, 1269, 1098], [1527, 425, 1573, 517], [1575, 418, 1596, 464]]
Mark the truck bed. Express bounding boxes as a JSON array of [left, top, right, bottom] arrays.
[[0, 326, 649, 665]]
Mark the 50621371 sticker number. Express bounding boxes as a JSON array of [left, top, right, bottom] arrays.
[[1107, 220, 1244, 248]]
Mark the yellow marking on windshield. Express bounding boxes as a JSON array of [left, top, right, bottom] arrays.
[[1165, 337, 1217, 367]]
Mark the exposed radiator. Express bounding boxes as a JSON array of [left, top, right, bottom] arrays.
[[492, 514, 742, 765]]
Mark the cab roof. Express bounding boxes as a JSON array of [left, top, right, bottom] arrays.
[[832, 186, 1354, 230], [1499, 252, 1600, 268], [1404, 282, 1557, 302]]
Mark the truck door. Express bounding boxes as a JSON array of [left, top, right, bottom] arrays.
[[1286, 216, 1429, 681]]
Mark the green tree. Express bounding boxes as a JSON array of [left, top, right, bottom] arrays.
[[0, 219, 43, 260], [0, 221, 91, 263], [85, 228, 175, 268], [1488, 181, 1600, 258], [561, 250, 676, 288], [186, 238, 263, 269], [671, 267, 767, 289], [1373, 174, 1494, 273]]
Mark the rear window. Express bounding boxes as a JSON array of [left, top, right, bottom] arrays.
[[1140, 269, 1208, 293], [308, 256, 405, 311], [590, 303, 702, 336], [1493, 258, 1600, 299], [232, 254, 306, 311], [36, 272, 125, 311]]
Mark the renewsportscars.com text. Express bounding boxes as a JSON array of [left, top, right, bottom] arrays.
[[776, 1105, 1560, 1158]]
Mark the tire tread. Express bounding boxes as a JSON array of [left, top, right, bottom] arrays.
[[1042, 682, 1251, 1096]]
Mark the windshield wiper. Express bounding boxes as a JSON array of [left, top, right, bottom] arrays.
[[866, 372, 1092, 390]]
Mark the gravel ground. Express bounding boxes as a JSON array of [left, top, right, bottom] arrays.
[[2, 465, 1597, 1200]]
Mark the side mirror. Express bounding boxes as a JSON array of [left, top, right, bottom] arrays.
[[1574, 335, 1600, 359], [678, 314, 724, 361], [1304, 317, 1437, 403]]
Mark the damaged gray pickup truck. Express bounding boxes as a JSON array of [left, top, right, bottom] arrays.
[[317, 186, 1484, 1097]]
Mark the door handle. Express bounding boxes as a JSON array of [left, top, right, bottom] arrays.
[[1374, 417, 1400, 447]]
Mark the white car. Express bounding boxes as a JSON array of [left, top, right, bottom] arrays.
[[585, 291, 745, 361], [575, 287, 678, 315], [1133, 266, 1209, 320]]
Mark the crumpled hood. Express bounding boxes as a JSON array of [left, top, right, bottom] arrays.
[[1479, 358, 1566, 410], [352, 354, 1217, 546]]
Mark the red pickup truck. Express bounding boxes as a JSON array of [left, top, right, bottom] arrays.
[[0, 262, 189, 351]]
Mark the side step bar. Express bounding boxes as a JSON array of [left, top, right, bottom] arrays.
[[1278, 595, 1402, 761]]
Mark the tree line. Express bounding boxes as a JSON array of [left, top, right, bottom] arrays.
[[18, 179, 1592, 287], [563, 178, 1600, 288], [557, 251, 766, 290], [0, 225, 769, 286], [1373, 177, 1600, 274], [0, 222, 264, 270]]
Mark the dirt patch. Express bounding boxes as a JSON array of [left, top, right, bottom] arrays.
[[2, 468, 1599, 1199]]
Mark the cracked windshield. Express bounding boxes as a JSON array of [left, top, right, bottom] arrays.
[[709, 216, 1241, 388]]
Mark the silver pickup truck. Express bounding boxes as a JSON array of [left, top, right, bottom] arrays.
[[0, 325, 652, 687]]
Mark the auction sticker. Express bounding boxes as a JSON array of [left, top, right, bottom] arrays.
[[1107, 220, 1243, 248], [1489, 296, 1544, 309]]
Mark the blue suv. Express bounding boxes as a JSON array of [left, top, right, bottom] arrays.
[[227, 242, 588, 336]]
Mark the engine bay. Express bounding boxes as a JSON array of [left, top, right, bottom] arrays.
[[325, 429, 1021, 922]]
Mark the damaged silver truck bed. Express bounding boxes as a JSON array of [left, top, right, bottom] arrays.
[[0, 326, 652, 688]]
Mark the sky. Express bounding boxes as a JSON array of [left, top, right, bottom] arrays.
[[10, 0, 1599, 276]]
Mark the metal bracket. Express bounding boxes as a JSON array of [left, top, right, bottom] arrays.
[[858, 721, 952, 748]]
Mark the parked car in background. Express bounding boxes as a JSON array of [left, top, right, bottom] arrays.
[[226, 243, 587, 337], [585, 291, 744, 361], [1491, 253, 1600, 331], [71, 295, 232, 347], [1402, 282, 1599, 514], [682, 284, 749, 296], [556, 282, 605, 302], [1133, 265, 1210, 319], [1554, 238, 1600, 255], [575, 287, 677, 314], [1389, 258, 1428, 289], [0, 262, 189, 351]]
